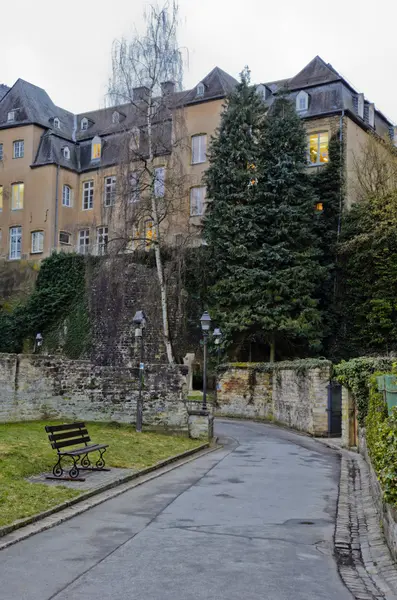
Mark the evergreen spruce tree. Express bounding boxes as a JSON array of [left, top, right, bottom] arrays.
[[204, 83, 326, 361]]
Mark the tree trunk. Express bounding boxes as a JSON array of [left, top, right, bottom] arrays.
[[147, 97, 175, 365], [269, 335, 276, 362]]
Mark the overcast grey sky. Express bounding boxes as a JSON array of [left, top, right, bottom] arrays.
[[1, 0, 396, 121]]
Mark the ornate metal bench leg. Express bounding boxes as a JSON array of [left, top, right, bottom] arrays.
[[68, 456, 80, 479], [81, 453, 91, 469], [53, 456, 64, 478], [96, 448, 107, 470]]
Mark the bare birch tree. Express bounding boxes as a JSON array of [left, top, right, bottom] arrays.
[[105, 1, 191, 364]]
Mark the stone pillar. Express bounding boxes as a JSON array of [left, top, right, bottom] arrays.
[[183, 353, 195, 392], [187, 408, 214, 440]]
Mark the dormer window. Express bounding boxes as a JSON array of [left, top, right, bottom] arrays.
[[368, 103, 375, 128], [81, 117, 88, 131], [112, 111, 120, 124], [7, 110, 15, 122], [196, 83, 205, 97], [53, 117, 60, 129], [63, 146, 70, 160], [129, 127, 140, 153], [296, 91, 309, 112], [91, 135, 101, 160]]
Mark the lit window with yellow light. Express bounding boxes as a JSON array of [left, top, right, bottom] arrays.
[[308, 132, 329, 165], [91, 136, 102, 161], [144, 220, 157, 247]]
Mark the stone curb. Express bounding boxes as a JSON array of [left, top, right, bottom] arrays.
[[0, 441, 220, 551]]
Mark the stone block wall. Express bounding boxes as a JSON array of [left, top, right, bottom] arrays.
[[0, 353, 189, 433], [217, 361, 331, 436]]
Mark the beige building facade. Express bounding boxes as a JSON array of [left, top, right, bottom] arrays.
[[0, 57, 394, 261]]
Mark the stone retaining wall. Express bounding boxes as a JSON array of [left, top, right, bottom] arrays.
[[0, 353, 189, 433], [217, 361, 331, 436]]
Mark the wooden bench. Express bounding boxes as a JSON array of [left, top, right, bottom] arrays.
[[45, 422, 109, 482]]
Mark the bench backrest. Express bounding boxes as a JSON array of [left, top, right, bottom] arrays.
[[45, 422, 91, 451]]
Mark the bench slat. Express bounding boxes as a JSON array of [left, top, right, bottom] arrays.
[[49, 429, 89, 442], [58, 443, 109, 456], [45, 422, 85, 433], [52, 436, 91, 450]]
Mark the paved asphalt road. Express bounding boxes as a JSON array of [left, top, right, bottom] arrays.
[[0, 420, 352, 600]]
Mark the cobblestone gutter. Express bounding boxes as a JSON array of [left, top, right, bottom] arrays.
[[335, 453, 397, 599]]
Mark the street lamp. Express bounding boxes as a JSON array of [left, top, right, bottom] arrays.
[[34, 333, 43, 353], [133, 310, 147, 432], [200, 311, 211, 410], [213, 327, 222, 365]]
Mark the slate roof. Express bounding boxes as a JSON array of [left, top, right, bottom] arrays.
[[182, 67, 238, 104], [0, 67, 237, 173], [261, 55, 394, 135], [0, 85, 9, 101]]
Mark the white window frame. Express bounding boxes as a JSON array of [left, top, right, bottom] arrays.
[[62, 184, 72, 207], [129, 171, 140, 203], [63, 146, 70, 160], [0, 143, 3, 161], [154, 167, 165, 197], [59, 231, 71, 246], [78, 229, 90, 255], [81, 117, 88, 131], [296, 91, 309, 112], [91, 136, 101, 161], [129, 127, 140, 152], [96, 226, 108, 255], [308, 132, 329, 166], [13, 140, 24, 159], [191, 134, 207, 164], [7, 111, 15, 122], [82, 180, 94, 210], [11, 182, 24, 210], [104, 176, 116, 206], [196, 83, 205, 97], [112, 111, 120, 124], [190, 186, 206, 216], [31, 231, 44, 254], [9, 226, 22, 260], [53, 117, 60, 129]]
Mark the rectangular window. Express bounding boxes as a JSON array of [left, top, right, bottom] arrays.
[[9, 226, 22, 260], [92, 142, 101, 160], [78, 229, 90, 254], [82, 180, 94, 210], [11, 182, 24, 210], [190, 186, 206, 216], [7, 111, 15, 122], [13, 140, 24, 159], [0, 144, 3, 160], [129, 171, 140, 203], [97, 226, 108, 255], [104, 176, 116, 206], [308, 132, 329, 165], [154, 167, 165, 197], [192, 134, 207, 164], [0, 186, 3, 212], [31, 231, 44, 254], [59, 231, 71, 245], [62, 184, 72, 207]]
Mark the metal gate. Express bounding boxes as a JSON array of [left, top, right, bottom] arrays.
[[327, 381, 342, 436]]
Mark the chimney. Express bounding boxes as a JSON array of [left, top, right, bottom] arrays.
[[161, 81, 176, 96], [132, 86, 150, 103]]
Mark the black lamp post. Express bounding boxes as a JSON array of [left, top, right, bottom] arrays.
[[133, 310, 147, 432], [200, 311, 211, 410], [213, 327, 222, 365]]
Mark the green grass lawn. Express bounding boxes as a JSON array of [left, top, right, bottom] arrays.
[[0, 421, 202, 528]]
